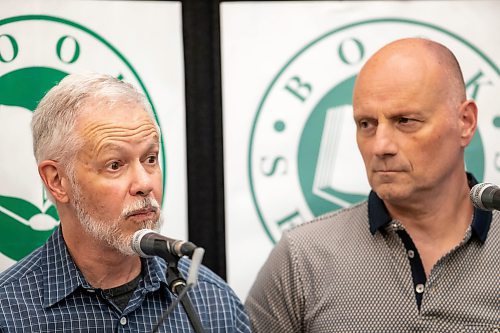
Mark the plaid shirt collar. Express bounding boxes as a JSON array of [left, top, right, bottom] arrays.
[[41, 227, 168, 308], [368, 172, 493, 243]]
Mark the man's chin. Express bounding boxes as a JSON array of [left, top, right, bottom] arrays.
[[128, 212, 163, 230], [139, 219, 161, 232], [115, 220, 162, 257], [373, 184, 411, 202]]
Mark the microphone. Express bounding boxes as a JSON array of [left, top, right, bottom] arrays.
[[469, 182, 500, 211], [131, 229, 198, 258]]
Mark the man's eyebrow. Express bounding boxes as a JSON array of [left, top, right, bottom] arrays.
[[97, 142, 124, 153], [93, 144, 124, 161], [145, 142, 160, 152]]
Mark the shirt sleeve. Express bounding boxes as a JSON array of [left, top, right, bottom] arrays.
[[245, 231, 304, 332]]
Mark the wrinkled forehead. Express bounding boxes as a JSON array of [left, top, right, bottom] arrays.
[[75, 100, 160, 150]]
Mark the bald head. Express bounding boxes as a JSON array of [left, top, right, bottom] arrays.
[[351, 38, 478, 207], [353, 38, 466, 109]]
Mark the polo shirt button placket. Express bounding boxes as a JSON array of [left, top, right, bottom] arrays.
[[415, 284, 425, 294]]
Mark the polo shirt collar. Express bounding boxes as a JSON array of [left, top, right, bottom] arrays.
[[368, 172, 492, 243], [466, 173, 493, 243], [368, 190, 392, 235]]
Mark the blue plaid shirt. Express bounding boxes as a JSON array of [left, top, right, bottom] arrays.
[[0, 228, 251, 332]]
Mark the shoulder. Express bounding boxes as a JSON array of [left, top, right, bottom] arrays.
[[0, 247, 44, 290], [176, 258, 247, 315], [177, 258, 236, 294], [284, 200, 369, 246], [153, 256, 244, 305], [265, 200, 373, 275], [253, 201, 371, 287], [0, 247, 45, 324], [176, 258, 251, 331]]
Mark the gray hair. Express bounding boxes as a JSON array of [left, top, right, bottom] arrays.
[[31, 72, 157, 170]]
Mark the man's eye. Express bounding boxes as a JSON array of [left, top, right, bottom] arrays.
[[360, 120, 369, 128], [358, 119, 374, 129], [147, 156, 157, 164], [398, 117, 411, 124], [109, 161, 120, 170]]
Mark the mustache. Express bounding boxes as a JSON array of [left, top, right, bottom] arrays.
[[122, 197, 160, 218]]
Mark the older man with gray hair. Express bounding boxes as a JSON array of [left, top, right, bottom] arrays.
[[0, 73, 250, 333]]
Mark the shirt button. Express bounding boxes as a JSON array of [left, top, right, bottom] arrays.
[[415, 284, 425, 294], [407, 250, 415, 258], [120, 317, 127, 325]]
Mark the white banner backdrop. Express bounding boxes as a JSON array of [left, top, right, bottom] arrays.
[[221, 1, 500, 299], [0, 0, 187, 271]]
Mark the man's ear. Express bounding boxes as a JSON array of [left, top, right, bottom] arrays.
[[38, 161, 70, 204], [459, 99, 478, 147]]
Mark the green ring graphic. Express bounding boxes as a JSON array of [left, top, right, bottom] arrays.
[[249, 18, 499, 244]]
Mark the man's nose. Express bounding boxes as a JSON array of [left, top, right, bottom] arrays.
[[130, 163, 154, 197], [372, 124, 398, 157]]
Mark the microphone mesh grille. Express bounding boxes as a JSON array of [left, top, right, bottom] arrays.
[[469, 183, 493, 210]]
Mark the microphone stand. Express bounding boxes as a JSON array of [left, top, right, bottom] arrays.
[[154, 251, 205, 333]]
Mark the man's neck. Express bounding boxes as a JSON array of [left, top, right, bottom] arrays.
[[74, 248, 142, 290], [60, 223, 142, 289], [384, 176, 473, 276]]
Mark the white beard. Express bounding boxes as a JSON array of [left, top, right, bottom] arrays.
[[71, 184, 162, 256]]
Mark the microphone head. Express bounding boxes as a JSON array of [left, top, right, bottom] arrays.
[[131, 229, 156, 258], [470, 182, 495, 210]]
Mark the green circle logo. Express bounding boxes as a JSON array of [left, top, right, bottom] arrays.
[[0, 15, 166, 265], [249, 18, 499, 244]]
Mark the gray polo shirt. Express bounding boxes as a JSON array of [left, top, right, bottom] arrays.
[[245, 191, 499, 332]]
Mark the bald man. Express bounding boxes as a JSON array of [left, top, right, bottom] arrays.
[[245, 38, 499, 332]]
